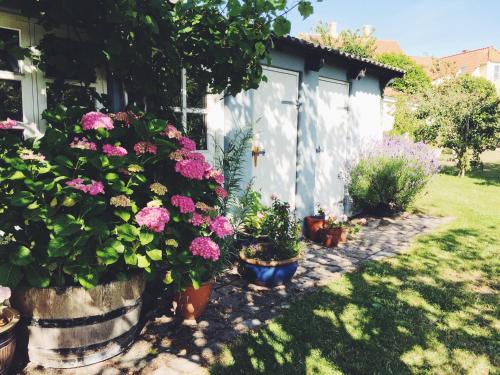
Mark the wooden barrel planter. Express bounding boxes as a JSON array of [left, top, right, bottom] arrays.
[[0, 307, 20, 375], [10, 274, 145, 369]]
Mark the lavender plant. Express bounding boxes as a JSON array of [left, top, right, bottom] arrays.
[[348, 136, 440, 215]]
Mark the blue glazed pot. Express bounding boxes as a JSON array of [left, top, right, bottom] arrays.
[[239, 250, 300, 287]]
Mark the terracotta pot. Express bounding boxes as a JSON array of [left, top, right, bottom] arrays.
[[304, 216, 325, 242], [321, 227, 349, 247], [174, 281, 213, 320], [0, 306, 19, 375]]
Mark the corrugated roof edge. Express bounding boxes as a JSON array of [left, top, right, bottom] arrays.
[[277, 35, 406, 76]]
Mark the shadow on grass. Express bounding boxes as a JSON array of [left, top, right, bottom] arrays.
[[468, 163, 500, 187], [211, 226, 499, 375]]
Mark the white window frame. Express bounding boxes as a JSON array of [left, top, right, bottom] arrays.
[[0, 12, 37, 134]]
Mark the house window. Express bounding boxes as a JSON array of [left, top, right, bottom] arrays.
[[46, 83, 98, 111], [0, 27, 22, 121], [494, 65, 500, 80], [173, 69, 208, 150]]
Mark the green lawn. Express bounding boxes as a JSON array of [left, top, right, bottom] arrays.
[[211, 151, 500, 375]]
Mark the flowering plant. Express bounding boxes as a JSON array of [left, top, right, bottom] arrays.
[[0, 107, 231, 290], [348, 136, 439, 215], [325, 214, 348, 229]]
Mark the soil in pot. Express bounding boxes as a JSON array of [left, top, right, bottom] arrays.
[[321, 227, 349, 247], [0, 306, 20, 375], [174, 281, 213, 321], [304, 216, 325, 242]]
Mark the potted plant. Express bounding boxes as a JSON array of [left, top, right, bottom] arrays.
[[304, 204, 326, 241], [320, 214, 350, 247], [234, 189, 269, 246], [0, 108, 230, 366], [0, 286, 19, 374], [239, 197, 302, 287]]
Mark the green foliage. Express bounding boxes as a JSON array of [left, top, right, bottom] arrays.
[[11, 0, 315, 112], [389, 94, 422, 137], [262, 198, 301, 260], [416, 75, 500, 176], [313, 22, 376, 58], [376, 53, 432, 95], [0, 107, 226, 290], [348, 157, 430, 215]]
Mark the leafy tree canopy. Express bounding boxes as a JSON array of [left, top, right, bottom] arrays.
[[312, 21, 376, 58], [376, 53, 432, 95], [416, 75, 500, 176], [8, 0, 316, 114]]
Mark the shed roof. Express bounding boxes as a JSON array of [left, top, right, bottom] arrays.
[[276, 35, 405, 78]]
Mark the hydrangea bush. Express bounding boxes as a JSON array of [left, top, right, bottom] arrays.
[[0, 107, 232, 290], [347, 136, 440, 215]]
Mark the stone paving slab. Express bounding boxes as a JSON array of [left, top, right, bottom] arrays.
[[18, 214, 450, 375]]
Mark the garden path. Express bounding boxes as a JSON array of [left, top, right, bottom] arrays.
[[21, 214, 450, 375]]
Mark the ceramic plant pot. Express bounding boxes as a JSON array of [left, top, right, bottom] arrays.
[[304, 215, 325, 242], [239, 250, 300, 287], [0, 306, 20, 375], [174, 281, 214, 320], [321, 227, 349, 247]]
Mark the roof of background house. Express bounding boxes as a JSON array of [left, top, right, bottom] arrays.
[[374, 40, 404, 55], [440, 46, 500, 74], [278, 35, 405, 77]]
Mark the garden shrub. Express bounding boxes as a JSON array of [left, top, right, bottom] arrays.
[[348, 136, 439, 215], [0, 107, 231, 290]]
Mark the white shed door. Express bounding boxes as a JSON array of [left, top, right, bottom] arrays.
[[314, 78, 349, 216], [251, 67, 299, 207]]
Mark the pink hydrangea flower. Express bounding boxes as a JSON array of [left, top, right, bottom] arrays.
[[175, 159, 210, 180], [171, 195, 195, 213], [81, 112, 114, 130], [103, 144, 128, 157], [134, 141, 157, 155], [163, 124, 182, 139], [210, 216, 233, 238], [179, 136, 196, 151], [70, 137, 97, 151], [0, 118, 16, 129], [135, 207, 170, 233], [189, 237, 220, 261], [66, 178, 105, 195], [215, 186, 228, 199], [190, 212, 206, 227], [186, 151, 206, 161], [207, 169, 224, 185]]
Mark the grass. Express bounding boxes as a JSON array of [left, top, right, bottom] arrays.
[[211, 150, 500, 375]]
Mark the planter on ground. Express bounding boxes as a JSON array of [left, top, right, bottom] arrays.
[[304, 215, 325, 242], [0, 306, 19, 375], [10, 274, 145, 369], [320, 227, 349, 247], [239, 246, 300, 287], [174, 281, 214, 320]]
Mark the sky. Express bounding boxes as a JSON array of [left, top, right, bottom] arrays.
[[288, 0, 500, 57]]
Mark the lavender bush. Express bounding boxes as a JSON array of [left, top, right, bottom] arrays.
[[348, 136, 440, 215]]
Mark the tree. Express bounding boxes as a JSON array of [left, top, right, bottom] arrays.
[[376, 53, 432, 95], [8, 0, 315, 114], [416, 75, 500, 176], [310, 21, 376, 58]]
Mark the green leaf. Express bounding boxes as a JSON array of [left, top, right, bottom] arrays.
[[136, 254, 150, 268], [105, 172, 120, 182], [273, 16, 291, 37], [163, 270, 173, 285], [124, 248, 138, 265], [9, 170, 26, 180], [52, 215, 81, 236], [55, 155, 73, 168], [47, 237, 69, 257], [114, 210, 131, 222], [77, 271, 99, 289], [139, 232, 155, 245], [189, 274, 201, 289], [255, 41, 266, 56], [0, 264, 22, 287], [26, 265, 51, 288], [10, 191, 35, 207], [10, 245, 34, 266], [116, 224, 140, 242], [96, 245, 119, 265], [146, 249, 162, 261], [298, 1, 314, 19]]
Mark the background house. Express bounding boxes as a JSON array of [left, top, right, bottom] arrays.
[[0, 9, 403, 219]]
